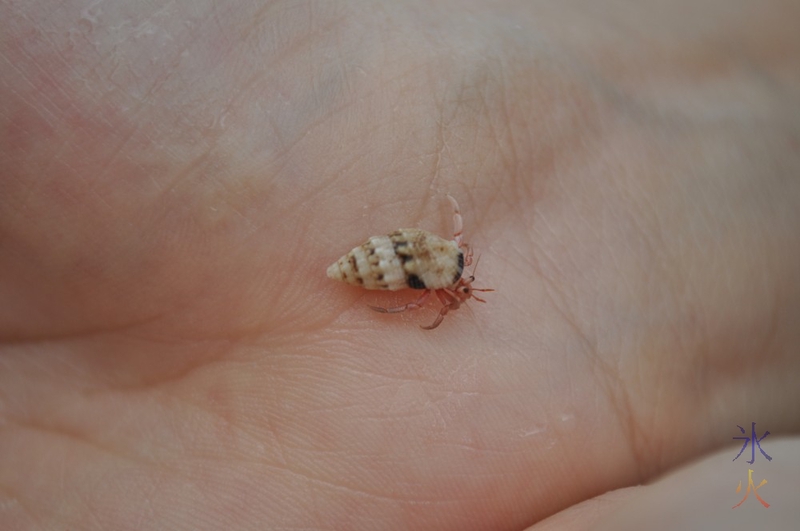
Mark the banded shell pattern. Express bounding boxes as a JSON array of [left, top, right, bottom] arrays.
[[326, 228, 464, 291]]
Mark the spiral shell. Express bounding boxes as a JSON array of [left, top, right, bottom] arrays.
[[326, 228, 464, 291]]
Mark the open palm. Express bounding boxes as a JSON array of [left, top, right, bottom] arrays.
[[2, 1, 799, 530]]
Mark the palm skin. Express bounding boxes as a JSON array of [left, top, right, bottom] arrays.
[[1, 1, 799, 530]]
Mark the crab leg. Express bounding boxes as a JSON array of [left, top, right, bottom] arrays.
[[369, 290, 432, 314], [447, 195, 473, 266], [421, 289, 458, 330]]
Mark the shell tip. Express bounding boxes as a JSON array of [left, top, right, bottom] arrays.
[[326, 261, 341, 281]]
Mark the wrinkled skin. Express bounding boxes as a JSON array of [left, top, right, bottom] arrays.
[[2, 1, 799, 530]]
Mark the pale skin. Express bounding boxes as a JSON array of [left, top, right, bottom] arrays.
[[2, 1, 800, 530]]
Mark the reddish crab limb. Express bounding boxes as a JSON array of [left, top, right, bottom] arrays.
[[369, 289, 432, 314], [470, 290, 492, 303], [420, 289, 457, 330], [447, 194, 473, 266], [447, 195, 463, 246], [369, 277, 494, 329], [421, 278, 495, 329]]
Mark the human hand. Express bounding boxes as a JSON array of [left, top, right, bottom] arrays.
[[2, 1, 799, 529]]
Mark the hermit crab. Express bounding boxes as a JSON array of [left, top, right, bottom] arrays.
[[326, 196, 492, 329]]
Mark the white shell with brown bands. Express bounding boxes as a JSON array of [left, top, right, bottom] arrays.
[[327, 228, 465, 291]]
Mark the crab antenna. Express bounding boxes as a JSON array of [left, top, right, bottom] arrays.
[[472, 254, 483, 276]]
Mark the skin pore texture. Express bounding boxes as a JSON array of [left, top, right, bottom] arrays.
[[1, 1, 799, 530]]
